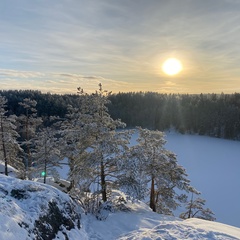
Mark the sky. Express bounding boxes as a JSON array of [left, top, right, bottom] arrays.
[[1, 0, 240, 94]]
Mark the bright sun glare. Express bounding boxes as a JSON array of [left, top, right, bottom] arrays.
[[162, 58, 183, 76]]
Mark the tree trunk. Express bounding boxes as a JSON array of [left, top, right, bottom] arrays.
[[67, 157, 75, 192], [100, 158, 107, 202], [43, 138, 47, 184], [188, 192, 194, 218], [0, 117, 8, 176], [43, 156, 47, 184], [150, 176, 156, 212], [67, 180, 75, 192], [25, 112, 31, 179]]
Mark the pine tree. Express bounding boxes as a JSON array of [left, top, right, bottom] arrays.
[[18, 98, 42, 179], [61, 84, 131, 202], [118, 142, 148, 200], [0, 96, 24, 176], [32, 126, 61, 183], [59, 100, 95, 191], [73, 85, 130, 201], [124, 127, 197, 214], [180, 193, 216, 221]]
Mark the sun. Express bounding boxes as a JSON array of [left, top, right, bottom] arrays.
[[162, 58, 183, 76]]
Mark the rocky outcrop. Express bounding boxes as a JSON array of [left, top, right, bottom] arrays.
[[0, 175, 81, 240]]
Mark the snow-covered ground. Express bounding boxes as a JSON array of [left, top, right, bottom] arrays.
[[80, 191, 240, 240], [0, 161, 17, 177], [0, 174, 239, 240], [1, 131, 240, 239], [0, 174, 84, 240], [164, 132, 240, 228], [81, 194, 240, 240]]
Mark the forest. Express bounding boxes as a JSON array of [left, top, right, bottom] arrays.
[[1, 89, 240, 140], [108, 92, 240, 139]]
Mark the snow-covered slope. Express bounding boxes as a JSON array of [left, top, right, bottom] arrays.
[[0, 175, 240, 239], [0, 160, 18, 177], [0, 175, 84, 240], [81, 191, 240, 240]]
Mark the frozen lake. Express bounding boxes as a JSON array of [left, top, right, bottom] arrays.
[[57, 130, 240, 228], [165, 132, 240, 228]]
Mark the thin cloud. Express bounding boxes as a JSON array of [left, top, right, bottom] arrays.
[[0, 69, 45, 78]]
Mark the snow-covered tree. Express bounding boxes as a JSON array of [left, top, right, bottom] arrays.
[[82, 128, 130, 202], [32, 126, 61, 183], [61, 84, 131, 202], [180, 193, 216, 221], [59, 99, 95, 191], [123, 127, 197, 214], [0, 96, 24, 176], [118, 143, 148, 200], [18, 98, 42, 179]]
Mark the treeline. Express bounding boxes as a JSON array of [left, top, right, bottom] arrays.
[[108, 92, 240, 140], [0, 90, 78, 118], [1, 89, 240, 139]]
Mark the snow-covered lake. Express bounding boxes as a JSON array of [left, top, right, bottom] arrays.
[[164, 132, 240, 228]]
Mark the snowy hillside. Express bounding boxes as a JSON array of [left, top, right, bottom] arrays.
[[1, 131, 240, 239], [0, 175, 240, 240], [83, 196, 240, 240], [0, 175, 83, 240], [0, 160, 17, 177]]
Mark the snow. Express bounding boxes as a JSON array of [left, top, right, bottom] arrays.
[[0, 160, 17, 177], [0, 170, 240, 239], [80, 191, 240, 240], [0, 214, 28, 240], [0, 174, 85, 240], [185, 218, 240, 239], [165, 131, 240, 228], [1, 131, 240, 239]]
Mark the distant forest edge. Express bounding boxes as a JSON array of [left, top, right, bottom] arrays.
[[1, 90, 240, 140]]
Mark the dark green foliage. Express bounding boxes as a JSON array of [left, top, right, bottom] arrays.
[[0, 90, 78, 119], [108, 92, 240, 140], [1, 90, 240, 140]]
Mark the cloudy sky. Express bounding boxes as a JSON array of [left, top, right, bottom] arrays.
[[1, 0, 240, 94]]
